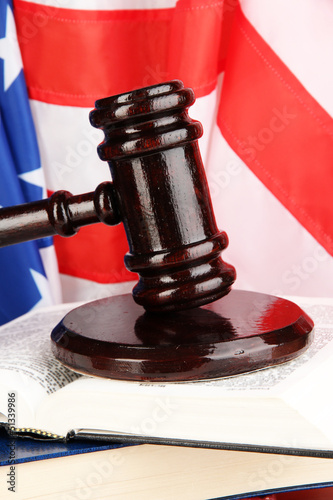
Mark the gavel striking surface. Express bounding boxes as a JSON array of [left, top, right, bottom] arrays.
[[51, 290, 313, 381]]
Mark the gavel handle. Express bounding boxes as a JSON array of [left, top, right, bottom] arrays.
[[0, 182, 121, 248]]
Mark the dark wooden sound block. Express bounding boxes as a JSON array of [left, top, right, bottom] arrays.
[[51, 290, 314, 382]]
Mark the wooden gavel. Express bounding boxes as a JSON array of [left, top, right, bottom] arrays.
[[0, 80, 235, 312]]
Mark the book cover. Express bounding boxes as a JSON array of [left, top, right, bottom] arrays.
[[0, 431, 332, 500], [0, 428, 130, 465]]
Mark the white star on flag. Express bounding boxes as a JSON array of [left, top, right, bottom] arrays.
[[0, 5, 23, 91], [30, 269, 54, 310], [19, 168, 48, 199]]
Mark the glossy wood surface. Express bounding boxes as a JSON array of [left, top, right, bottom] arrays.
[[0, 182, 120, 246], [51, 290, 314, 382]]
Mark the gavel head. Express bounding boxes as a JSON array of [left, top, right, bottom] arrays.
[[90, 80, 236, 312]]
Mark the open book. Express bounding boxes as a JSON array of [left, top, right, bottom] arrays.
[[1, 294, 333, 457]]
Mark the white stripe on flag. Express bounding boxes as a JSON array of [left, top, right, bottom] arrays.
[[206, 123, 333, 298], [18, 0, 178, 10], [30, 101, 108, 194], [59, 274, 135, 303], [241, 0, 333, 117]]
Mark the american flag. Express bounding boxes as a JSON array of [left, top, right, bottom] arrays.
[[2, 3, 333, 498], [2, 0, 332, 327]]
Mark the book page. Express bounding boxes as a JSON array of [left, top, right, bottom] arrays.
[[0, 303, 82, 427], [275, 297, 333, 442]]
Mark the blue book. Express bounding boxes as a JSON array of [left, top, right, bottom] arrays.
[[0, 431, 332, 500], [0, 428, 129, 466]]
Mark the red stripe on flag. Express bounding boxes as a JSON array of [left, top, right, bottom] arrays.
[[218, 7, 333, 256], [53, 222, 134, 284], [14, 0, 226, 106]]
